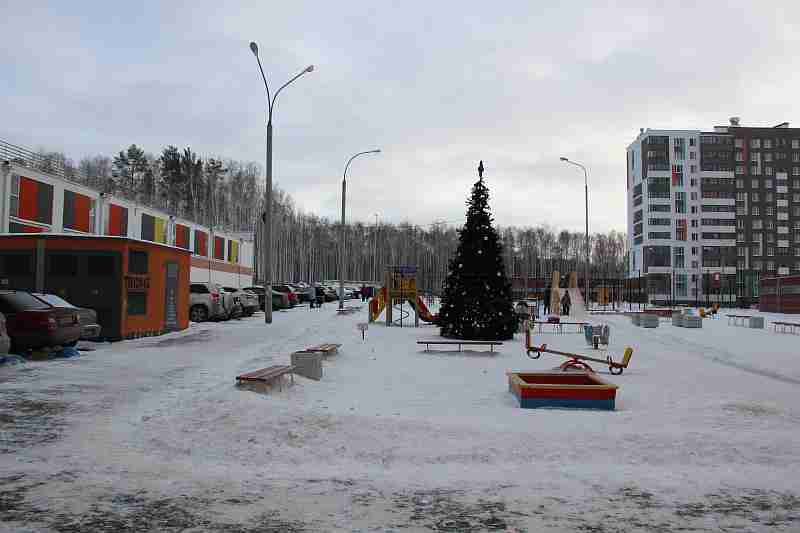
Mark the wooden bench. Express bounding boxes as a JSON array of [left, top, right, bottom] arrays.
[[533, 321, 588, 334], [302, 343, 341, 356], [772, 321, 800, 334], [417, 340, 503, 352], [236, 365, 295, 390], [726, 314, 751, 327]]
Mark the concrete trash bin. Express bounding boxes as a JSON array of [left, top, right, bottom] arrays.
[[683, 316, 703, 328], [640, 314, 659, 328], [632, 313, 641, 326], [291, 351, 323, 381], [748, 316, 765, 329], [672, 312, 684, 327]]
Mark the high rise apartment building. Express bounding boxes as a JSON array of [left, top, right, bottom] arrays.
[[627, 119, 800, 304]]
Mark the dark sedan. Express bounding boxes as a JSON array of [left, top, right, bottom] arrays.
[[0, 290, 81, 352], [32, 293, 102, 340]]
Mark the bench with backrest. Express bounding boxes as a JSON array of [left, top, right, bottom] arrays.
[[533, 321, 587, 334], [417, 340, 503, 352], [301, 343, 341, 356], [772, 321, 800, 334], [236, 365, 295, 390]]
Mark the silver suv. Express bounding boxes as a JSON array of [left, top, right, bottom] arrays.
[[189, 282, 234, 322]]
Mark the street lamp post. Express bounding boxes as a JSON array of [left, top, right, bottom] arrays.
[[249, 41, 314, 324], [373, 213, 379, 283], [339, 150, 381, 311], [560, 157, 590, 312]]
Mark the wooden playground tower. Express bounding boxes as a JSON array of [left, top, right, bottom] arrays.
[[373, 265, 419, 327]]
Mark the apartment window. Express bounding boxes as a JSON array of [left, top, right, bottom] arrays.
[[753, 260, 762, 271], [673, 247, 685, 268], [737, 219, 744, 229], [692, 260, 699, 269], [766, 167, 774, 176], [764, 153, 773, 162], [795, 206, 800, 217], [737, 232, 745, 242], [777, 152, 788, 160], [766, 206, 774, 216], [794, 153, 800, 162], [793, 167, 800, 176], [691, 219, 698, 227], [792, 139, 800, 149], [649, 218, 671, 226], [690, 177, 697, 186], [737, 246, 746, 257], [753, 220, 763, 230], [753, 232, 763, 242], [767, 220, 775, 230], [691, 233, 699, 241], [752, 244, 762, 257], [764, 139, 773, 149], [751, 179, 759, 188], [735, 165, 745, 175], [752, 192, 760, 202], [751, 139, 761, 149], [128, 250, 149, 274], [752, 206, 760, 216], [767, 232, 776, 243], [751, 165, 761, 175], [689, 138, 696, 147], [674, 191, 686, 213], [767, 247, 775, 257], [9, 174, 20, 217], [735, 152, 744, 162], [690, 152, 696, 160], [794, 180, 800, 189], [736, 179, 744, 189], [766, 192, 774, 202], [690, 191, 698, 200], [767, 261, 775, 271], [796, 248, 800, 257], [691, 247, 698, 255], [750, 152, 760, 162], [794, 193, 800, 202], [127, 292, 147, 316], [691, 206, 697, 214]]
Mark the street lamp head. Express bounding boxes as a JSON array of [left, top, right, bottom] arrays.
[[305, 65, 315, 73], [371, 149, 381, 154], [249, 41, 259, 56], [559, 156, 569, 162]]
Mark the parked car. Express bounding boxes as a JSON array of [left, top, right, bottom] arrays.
[[243, 286, 292, 311], [291, 282, 314, 303], [32, 293, 102, 340], [189, 282, 234, 322], [319, 285, 338, 301], [0, 313, 11, 354], [223, 287, 260, 317], [273, 284, 299, 306], [0, 290, 81, 352]]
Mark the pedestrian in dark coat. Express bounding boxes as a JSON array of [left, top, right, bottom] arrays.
[[544, 286, 551, 316], [561, 291, 571, 316]]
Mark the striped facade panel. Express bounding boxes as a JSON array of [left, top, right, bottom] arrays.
[[141, 213, 155, 241], [17, 176, 53, 225], [154, 217, 167, 244], [63, 190, 93, 232], [175, 224, 190, 249], [227, 240, 238, 263], [9, 222, 45, 233], [213, 236, 225, 260], [194, 230, 208, 256], [107, 204, 128, 236]]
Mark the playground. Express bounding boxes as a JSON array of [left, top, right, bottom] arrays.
[[1, 291, 799, 531]]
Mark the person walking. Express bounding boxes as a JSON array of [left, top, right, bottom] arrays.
[[561, 290, 571, 316], [360, 284, 368, 302], [544, 286, 551, 316]]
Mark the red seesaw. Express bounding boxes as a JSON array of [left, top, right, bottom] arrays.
[[524, 326, 634, 375]]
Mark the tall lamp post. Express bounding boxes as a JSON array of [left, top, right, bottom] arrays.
[[249, 41, 314, 324], [339, 150, 381, 311], [373, 213, 379, 283], [560, 157, 590, 311]]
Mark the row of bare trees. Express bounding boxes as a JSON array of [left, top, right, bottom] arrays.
[[30, 146, 627, 291]]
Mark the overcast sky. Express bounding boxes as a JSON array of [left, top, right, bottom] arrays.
[[3, 2, 800, 233]]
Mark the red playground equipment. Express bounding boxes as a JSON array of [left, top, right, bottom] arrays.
[[524, 325, 634, 375]]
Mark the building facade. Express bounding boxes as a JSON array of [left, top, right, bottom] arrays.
[[628, 119, 800, 305], [0, 160, 254, 288]]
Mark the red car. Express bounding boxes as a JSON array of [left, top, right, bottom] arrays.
[[0, 290, 81, 353], [273, 284, 299, 306]]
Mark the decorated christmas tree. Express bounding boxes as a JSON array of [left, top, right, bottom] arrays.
[[438, 162, 516, 340]]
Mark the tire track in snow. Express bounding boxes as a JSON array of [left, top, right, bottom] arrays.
[[619, 317, 800, 386]]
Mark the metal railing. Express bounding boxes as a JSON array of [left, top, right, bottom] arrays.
[[0, 138, 87, 186]]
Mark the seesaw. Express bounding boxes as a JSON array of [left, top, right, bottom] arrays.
[[524, 326, 634, 375]]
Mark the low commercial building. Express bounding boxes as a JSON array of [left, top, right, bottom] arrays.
[[0, 234, 190, 340]]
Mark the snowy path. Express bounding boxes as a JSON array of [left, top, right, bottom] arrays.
[[1, 305, 799, 531]]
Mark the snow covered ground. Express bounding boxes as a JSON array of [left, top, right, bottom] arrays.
[[1, 302, 799, 531]]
